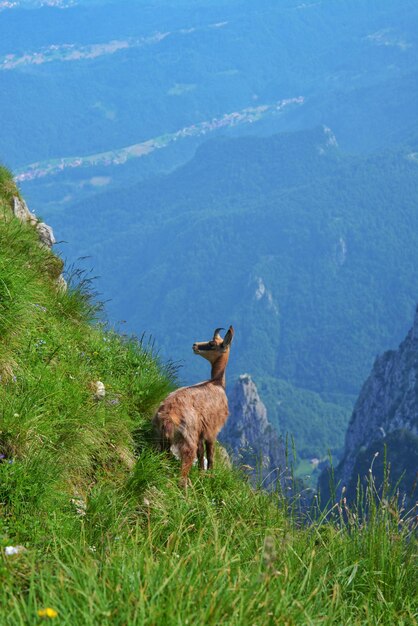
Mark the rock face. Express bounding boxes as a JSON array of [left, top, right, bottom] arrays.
[[36, 221, 56, 248], [220, 374, 287, 490], [320, 306, 418, 503], [10, 196, 66, 291], [12, 196, 37, 225]]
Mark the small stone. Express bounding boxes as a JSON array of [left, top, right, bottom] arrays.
[[91, 380, 105, 401]]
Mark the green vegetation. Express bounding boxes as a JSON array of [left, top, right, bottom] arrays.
[[330, 430, 418, 508], [0, 174, 417, 625]]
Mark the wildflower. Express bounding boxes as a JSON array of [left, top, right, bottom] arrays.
[[37, 608, 58, 619], [70, 496, 86, 517], [4, 545, 26, 556], [262, 535, 277, 570]]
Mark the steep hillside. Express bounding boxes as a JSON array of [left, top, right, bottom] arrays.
[[319, 306, 418, 505], [0, 162, 175, 547], [0, 170, 417, 624]]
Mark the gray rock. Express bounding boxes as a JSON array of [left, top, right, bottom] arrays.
[[322, 305, 418, 502], [91, 380, 106, 401], [220, 374, 287, 490], [36, 222, 56, 248], [12, 196, 37, 225]]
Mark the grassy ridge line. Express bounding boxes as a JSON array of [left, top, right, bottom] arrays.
[[0, 171, 417, 624]]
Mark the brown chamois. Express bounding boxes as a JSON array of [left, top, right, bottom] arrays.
[[153, 326, 234, 486]]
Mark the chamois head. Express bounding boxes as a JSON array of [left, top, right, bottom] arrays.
[[192, 326, 234, 364]]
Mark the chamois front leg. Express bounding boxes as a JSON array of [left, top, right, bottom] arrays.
[[197, 438, 205, 470], [205, 440, 215, 470], [179, 444, 196, 489]]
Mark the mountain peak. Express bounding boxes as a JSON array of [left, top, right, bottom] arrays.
[[220, 374, 286, 489]]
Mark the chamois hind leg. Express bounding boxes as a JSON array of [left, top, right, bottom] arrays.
[[206, 440, 215, 470], [153, 416, 172, 453], [160, 434, 171, 453], [197, 438, 205, 470], [179, 444, 196, 489]]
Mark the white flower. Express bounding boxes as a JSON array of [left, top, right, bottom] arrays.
[[4, 545, 26, 556]]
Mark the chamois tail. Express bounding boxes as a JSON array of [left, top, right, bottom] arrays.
[[153, 412, 175, 452]]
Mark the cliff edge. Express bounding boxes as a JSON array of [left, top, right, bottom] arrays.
[[319, 306, 418, 504]]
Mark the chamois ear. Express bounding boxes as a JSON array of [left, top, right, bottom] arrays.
[[213, 327, 225, 340], [222, 325, 234, 348]]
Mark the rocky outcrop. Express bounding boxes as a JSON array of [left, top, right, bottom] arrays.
[[320, 306, 418, 503], [10, 195, 66, 291], [36, 221, 56, 248], [12, 196, 37, 225], [220, 374, 287, 490]]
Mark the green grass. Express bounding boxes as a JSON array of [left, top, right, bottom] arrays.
[[0, 178, 417, 625]]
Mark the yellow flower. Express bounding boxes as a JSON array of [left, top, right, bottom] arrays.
[[37, 607, 58, 619]]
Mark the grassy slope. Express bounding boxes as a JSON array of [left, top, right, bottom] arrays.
[[0, 170, 417, 625]]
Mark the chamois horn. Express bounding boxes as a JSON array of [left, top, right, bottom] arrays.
[[222, 325, 234, 347], [213, 327, 225, 340]]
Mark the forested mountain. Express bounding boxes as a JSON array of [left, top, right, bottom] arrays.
[[46, 126, 418, 460]]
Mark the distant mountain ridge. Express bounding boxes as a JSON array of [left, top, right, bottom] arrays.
[[1, 0, 415, 211]]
